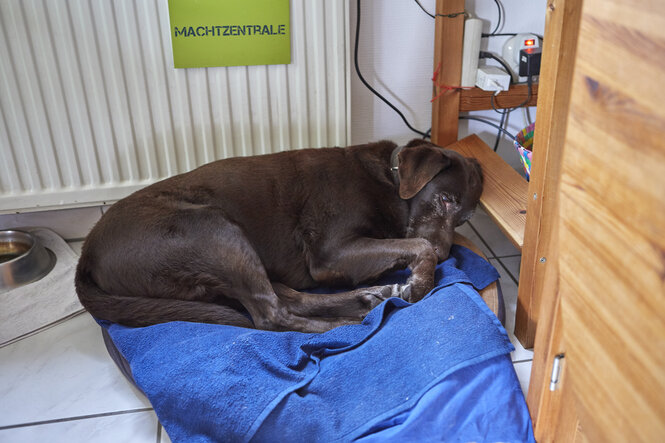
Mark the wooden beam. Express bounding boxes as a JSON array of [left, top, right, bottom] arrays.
[[459, 84, 539, 112], [431, 0, 465, 146], [514, 0, 582, 349]]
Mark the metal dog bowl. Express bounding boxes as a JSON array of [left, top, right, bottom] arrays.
[[0, 230, 56, 291]]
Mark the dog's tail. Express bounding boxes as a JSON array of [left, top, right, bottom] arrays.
[[74, 263, 254, 329]]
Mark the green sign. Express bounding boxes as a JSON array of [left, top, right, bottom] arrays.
[[168, 0, 291, 68]]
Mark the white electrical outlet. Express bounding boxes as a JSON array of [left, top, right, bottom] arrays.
[[502, 33, 540, 82], [476, 66, 511, 92]]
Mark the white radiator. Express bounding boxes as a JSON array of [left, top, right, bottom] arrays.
[[0, 0, 350, 213]]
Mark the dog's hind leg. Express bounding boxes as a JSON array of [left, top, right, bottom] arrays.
[[225, 274, 362, 333], [308, 237, 438, 303], [225, 272, 361, 332], [271, 283, 395, 319], [210, 223, 366, 333]]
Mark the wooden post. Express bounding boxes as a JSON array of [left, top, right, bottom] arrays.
[[514, 0, 582, 348], [525, 0, 583, 437], [431, 0, 465, 146]]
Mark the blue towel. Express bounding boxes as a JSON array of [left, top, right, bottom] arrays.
[[101, 246, 532, 442], [355, 353, 535, 442]]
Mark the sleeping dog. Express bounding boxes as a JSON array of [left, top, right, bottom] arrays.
[[75, 139, 483, 332]]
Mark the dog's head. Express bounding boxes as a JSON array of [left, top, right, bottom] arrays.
[[397, 139, 483, 261]]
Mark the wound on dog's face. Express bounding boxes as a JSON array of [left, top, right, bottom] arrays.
[[405, 150, 483, 261]]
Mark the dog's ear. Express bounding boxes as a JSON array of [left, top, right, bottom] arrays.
[[405, 138, 434, 148], [398, 146, 451, 199]]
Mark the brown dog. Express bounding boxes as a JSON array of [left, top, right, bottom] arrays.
[[75, 139, 482, 332]]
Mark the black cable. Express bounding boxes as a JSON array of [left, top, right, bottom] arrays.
[[413, 0, 435, 19], [482, 32, 517, 38], [413, 0, 466, 19], [414, 0, 511, 38], [479, 51, 513, 78], [493, 110, 507, 151], [355, 0, 430, 139], [487, 75, 533, 150], [489, 0, 502, 35], [490, 75, 533, 115], [459, 115, 517, 141], [478, 50, 518, 150], [423, 128, 432, 139]]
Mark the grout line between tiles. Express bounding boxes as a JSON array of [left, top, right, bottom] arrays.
[[0, 408, 155, 431], [468, 221, 520, 285], [493, 257, 519, 285], [65, 237, 87, 243], [156, 420, 163, 443], [512, 358, 534, 364], [0, 309, 87, 349], [466, 221, 498, 259]]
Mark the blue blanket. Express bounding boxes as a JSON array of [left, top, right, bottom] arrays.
[[100, 245, 534, 442]]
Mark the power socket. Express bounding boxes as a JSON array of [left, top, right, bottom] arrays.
[[460, 18, 483, 87], [475, 66, 511, 92], [519, 47, 542, 77], [502, 33, 540, 82]]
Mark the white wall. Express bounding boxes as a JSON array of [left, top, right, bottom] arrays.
[[349, 0, 546, 172]]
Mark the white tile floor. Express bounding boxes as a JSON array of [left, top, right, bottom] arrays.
[[0, 206, 533, 442]]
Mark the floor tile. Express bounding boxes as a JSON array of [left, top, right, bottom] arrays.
[[490, 259, 534, 361], [0, 314, 151, 428], [0, 411, 158, 443], [468, 208, 520, 258], [513, 360, 533, 397], [497, 255, 521, 282], [0, 207, 103, 241], [160, 425, 172, 443], [455, 222, 492, 258], [455, 221, 492, 258], [67, 240, 85, 256]]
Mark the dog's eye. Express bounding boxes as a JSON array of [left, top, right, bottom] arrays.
[[440, 194, 452, 203]]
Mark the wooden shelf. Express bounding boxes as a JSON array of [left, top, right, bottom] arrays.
[[447, 134, 528, 250], [460, 83, 538, 112]]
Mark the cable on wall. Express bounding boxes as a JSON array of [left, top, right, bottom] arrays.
[[413, 0, 435, 18], [488, 0, 503, 35], [479, 51, 513, 79], [413, 0, 467, 19], [358, 0, 528, 145], [354, 0, 430, 139], [488, 76, 534, 150], [414, 0, 505, 36], [459, 115, 517, 142]]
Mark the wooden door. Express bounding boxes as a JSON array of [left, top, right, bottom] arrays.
[[557, 0, 665, 440]]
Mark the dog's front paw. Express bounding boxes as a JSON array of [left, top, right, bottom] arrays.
[[405, 276, 434, 303], [398, 283, 412, 301], [380, 283, 412, 302]]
